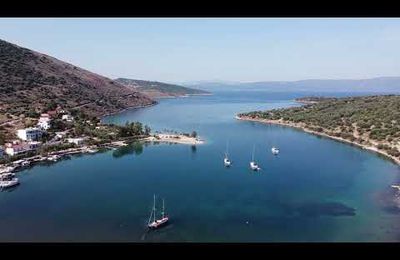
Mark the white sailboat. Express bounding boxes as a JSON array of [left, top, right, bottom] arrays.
[[271, 146, 280, 155], [250, 145, 261, 171], [223, 141, 232, 167], [148, 194, 169, 229]]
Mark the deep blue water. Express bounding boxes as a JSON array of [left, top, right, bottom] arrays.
[[0, 90, 399, 242]]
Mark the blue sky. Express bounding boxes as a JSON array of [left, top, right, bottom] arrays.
[[0, 18, 399, 83]]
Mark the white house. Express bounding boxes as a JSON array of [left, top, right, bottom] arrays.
[[67, 137, 86, 146], [37, 114, 52, 130], [37, 120, 51, 130], [4, 141, 41, 156], [17, 128, 43, 141], [55, 131, 68, 139], [61, 114, 74, 122]]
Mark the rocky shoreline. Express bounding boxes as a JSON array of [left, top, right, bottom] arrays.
[[236, 115, 400, 166], [101, 102, 158, 118]]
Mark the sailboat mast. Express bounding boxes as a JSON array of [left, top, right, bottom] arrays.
[[148, 194, 155, 225], [162, 198, 165, 218], [153, 194, 156, 223], [252, 145, 255, 161]]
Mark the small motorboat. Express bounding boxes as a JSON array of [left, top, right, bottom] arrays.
[[0, 172, 15, 179], [0, 166, 16, 174], [21, 160, 30, 167], [0, 172, 19, 189], [47, 155, 60, 162], [0, 178, 19, 189]]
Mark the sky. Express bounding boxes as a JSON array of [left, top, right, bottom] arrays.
[[0, 18, 399, 83]]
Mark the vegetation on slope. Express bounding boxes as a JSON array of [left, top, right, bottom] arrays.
[[240, 95, 400, 159]]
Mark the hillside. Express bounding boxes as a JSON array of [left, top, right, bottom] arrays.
[[239, 95, 400, 163], [115, 78, 210, 98], [0, 39, 155, 122]]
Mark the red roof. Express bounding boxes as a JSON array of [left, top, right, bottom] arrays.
[[46, 110, 57, 116]]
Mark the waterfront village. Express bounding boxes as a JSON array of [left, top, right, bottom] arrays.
[[0, 106, 203, 188]]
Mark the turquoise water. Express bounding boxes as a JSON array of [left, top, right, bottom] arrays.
[[0, 91, 399, 242]]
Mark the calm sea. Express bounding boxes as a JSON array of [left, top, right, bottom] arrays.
[[0, 90, 399, 242]]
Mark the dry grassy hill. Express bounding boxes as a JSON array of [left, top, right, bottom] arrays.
[[0, 39, 155, 122]]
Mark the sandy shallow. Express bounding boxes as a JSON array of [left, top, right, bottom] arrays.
[[144, 134, 204, 145]]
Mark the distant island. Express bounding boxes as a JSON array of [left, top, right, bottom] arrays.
[[115, 78, 210, 98], [186, 77, 400, 93], [237, 95, 400, 165]]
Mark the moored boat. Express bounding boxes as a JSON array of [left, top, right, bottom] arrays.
[[148, 194, 169, 229], [271, 146, 280, 155], [250, 145, 261, 171], [47, 155, 61, 162], [223, 140, 232, 167], [0, 178, 19, 189], [0, 166, 16, 174], [0, 173, 19, 189]]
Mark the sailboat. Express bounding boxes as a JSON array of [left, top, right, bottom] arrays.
[[250, 145, 261, 171], [223, 141, 232, 167], [148, 194, 169, 229], [271, 146, 280, 155]]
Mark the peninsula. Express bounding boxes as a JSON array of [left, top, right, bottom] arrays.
[[237, 95, 400, 165], [115, 78, 210, 98]]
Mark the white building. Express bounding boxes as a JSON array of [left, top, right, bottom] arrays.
[[61, 114, 74, 122], [67, 137, 86, 146], [55, 131, 68, 139], [4, 141, 41, 156], [17, 128, 43, 141], [28, 141, 41, 150], [37, 114, 52, 130]]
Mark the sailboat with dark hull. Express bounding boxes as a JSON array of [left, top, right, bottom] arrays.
[[148, 194, 169, 229]]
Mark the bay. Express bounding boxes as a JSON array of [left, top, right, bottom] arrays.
[[0, 90, 399, 242]]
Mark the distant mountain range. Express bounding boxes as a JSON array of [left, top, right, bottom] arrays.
[[185, 77, 400, 93], [115, 78, 210, 98], [0, 39, 155, 119]]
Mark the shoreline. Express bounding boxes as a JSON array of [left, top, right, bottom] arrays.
[[236, 115, 400, 166], [0, 133, 204, 173], [101, 102, 157, 118], [152, 92, 213, 99]]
